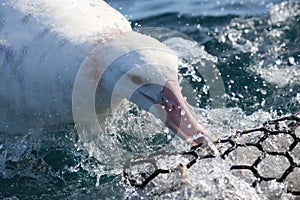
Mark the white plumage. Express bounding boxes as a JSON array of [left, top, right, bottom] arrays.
[[0, 0, 131, 132], [0, 0, 207, 145]]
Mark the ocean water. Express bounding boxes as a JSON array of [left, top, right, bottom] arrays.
[[0, 0, 299, 199]]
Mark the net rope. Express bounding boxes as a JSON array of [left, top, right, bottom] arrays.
[[123, 114, 300, 196]]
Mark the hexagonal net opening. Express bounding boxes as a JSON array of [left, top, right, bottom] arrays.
[[123, 114, 300, 196], [217, 115, 300, 195]]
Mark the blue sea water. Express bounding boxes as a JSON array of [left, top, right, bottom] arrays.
[[108, 0, 299, 115], [0, 0, 299, 199]]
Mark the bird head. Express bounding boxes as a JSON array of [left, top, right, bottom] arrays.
[[89, 31, 208, 146]]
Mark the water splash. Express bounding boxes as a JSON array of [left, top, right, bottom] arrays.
[[219, 1, 300, 88], [1, 1, 299, 199]]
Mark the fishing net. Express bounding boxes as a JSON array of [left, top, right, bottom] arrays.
[[123, 114, 300, 198]]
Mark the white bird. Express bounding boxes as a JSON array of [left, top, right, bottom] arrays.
[[0, 0, 208, 146]]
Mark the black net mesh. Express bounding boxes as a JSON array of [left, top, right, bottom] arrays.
[[123, 114, 300, 196]]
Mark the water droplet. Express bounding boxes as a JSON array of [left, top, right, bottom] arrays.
[[161, 105, 165, 110], [187, 124, 192, 129], [260, 89, 267, 95], [275, 59, 282, 65], [164, 127, 169, 134], [181, 110, 186, 116], [288, 57, 295, 65], [167, 134, 172, 140]]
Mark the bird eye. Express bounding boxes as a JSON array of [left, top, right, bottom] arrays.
[[130, 75, 144, 85]]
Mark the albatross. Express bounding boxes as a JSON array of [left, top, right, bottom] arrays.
[[0, 0, 208, 145]]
